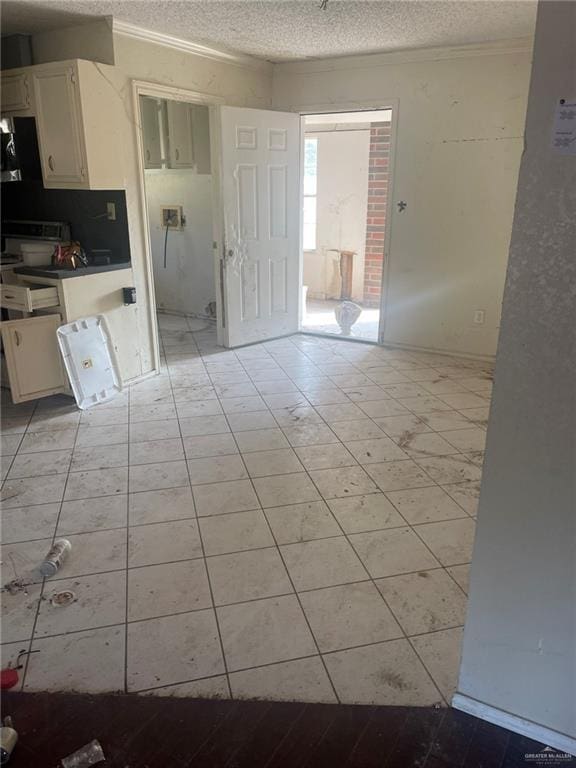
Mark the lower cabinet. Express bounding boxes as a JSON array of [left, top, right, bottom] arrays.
[[1, 315, 68, 403]]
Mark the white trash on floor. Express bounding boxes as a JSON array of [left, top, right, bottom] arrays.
[[57, 315, 122, 409]]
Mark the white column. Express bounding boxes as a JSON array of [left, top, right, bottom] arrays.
[[453, 0, 576, 754]]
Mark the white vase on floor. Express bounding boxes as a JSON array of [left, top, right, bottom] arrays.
[[334, 301, 362, 335]]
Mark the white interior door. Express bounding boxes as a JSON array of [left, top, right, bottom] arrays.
[[217, 106, 301, 347]]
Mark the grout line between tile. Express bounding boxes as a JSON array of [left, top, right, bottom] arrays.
[[210, 365, 341, 704], [170, 318, 233, 701], [123, 376, 132, 694], [20, 394, 82, 691], [3, 321, 489, 704], [304, 460, 449, 706]]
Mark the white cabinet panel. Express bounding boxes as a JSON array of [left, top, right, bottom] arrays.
[[1, 315, 68, 403], [140, 96, 163, 169], [190, 105, 211, 174], [1, 73, 32, 112], [167, 101, 194, 168], [33, 67, 86, 185], [0, 283, 59, 313]]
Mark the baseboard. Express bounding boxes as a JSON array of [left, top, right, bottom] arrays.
[[452, 693, 576, 757], [124, 368, 160, 386], [156, 309, 216, 322], [379, 338, 496, 364], [300, 330, 379, 346]]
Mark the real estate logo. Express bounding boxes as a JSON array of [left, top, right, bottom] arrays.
[[524, 746, 574, 765]]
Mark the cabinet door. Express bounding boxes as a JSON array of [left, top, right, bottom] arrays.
[[1, 315, 68, 403], [1, 73, 31, 112], [167, 101, 194, 168], [140, 96, 163, 169], [33, 67, 86, 186], [190, 105, 211, 175]]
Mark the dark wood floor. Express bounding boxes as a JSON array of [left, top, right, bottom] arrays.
[[2, 692, 574, 768]]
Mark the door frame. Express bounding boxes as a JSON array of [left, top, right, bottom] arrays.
[[295, 99, 400, 344], [131, 80, 225, 372]]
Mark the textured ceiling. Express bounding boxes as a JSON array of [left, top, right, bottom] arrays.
[[2, 0, 537, 63]]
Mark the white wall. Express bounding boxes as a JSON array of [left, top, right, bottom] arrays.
[[304, 129, 370, 302], [144, 169, 214, 316], [274, 41, 532, 357], [455, 2, 576, 751], [24, 28, 531, 369]]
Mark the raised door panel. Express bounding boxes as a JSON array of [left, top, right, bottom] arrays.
[[140, 96, 163, 169], [167, 101, 194, 168], [33, 68, 86, 186], [1, 73, 32, 112], [1, 315, 67, 403]]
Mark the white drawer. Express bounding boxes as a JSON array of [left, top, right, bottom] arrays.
[[0, 283, 60, 312]]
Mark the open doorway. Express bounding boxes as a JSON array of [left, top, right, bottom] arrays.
[[300, 109, 393, 342], [136, 96, 303, 357], [138, 94, 217, 336]]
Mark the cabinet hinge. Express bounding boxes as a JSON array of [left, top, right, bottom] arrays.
[[80, 168, 86, 177], [70, 73, 76, 84]]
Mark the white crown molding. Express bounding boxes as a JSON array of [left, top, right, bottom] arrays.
[[111, 20, 531, 74], [112, 20, 271, 72], [452, 694, 576, 757], [274, 37, 534, 74]]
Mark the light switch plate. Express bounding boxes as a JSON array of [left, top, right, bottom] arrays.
[[473, 310, 486, 325]]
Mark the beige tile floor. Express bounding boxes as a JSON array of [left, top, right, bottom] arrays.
[[0, 313, 493, 706]]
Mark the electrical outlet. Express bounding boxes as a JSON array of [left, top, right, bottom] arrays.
[[106, 202, 116, 221], [161, 205, 184, 229], [473, 310, 486, 325]]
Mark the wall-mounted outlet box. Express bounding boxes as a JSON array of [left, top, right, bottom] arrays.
[[161, 205, 184, 229], [473, 310, 486, 325]]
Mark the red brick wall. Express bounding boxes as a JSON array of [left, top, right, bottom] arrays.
[[363, 122, 391, 307]]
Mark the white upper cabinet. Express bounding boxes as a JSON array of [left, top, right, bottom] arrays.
[[1, 72, 33, 113], [140, 96, 163, 169], [1, 59, 124, 189], [167, 101, 194, 168], [139, 98, 210, 173], [33, 67, 86, 185], [33, 60, 123, 189]]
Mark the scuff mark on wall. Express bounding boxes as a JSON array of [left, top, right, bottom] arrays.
[[94, 62, 134, 126], [440, 136, 523, 144]]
